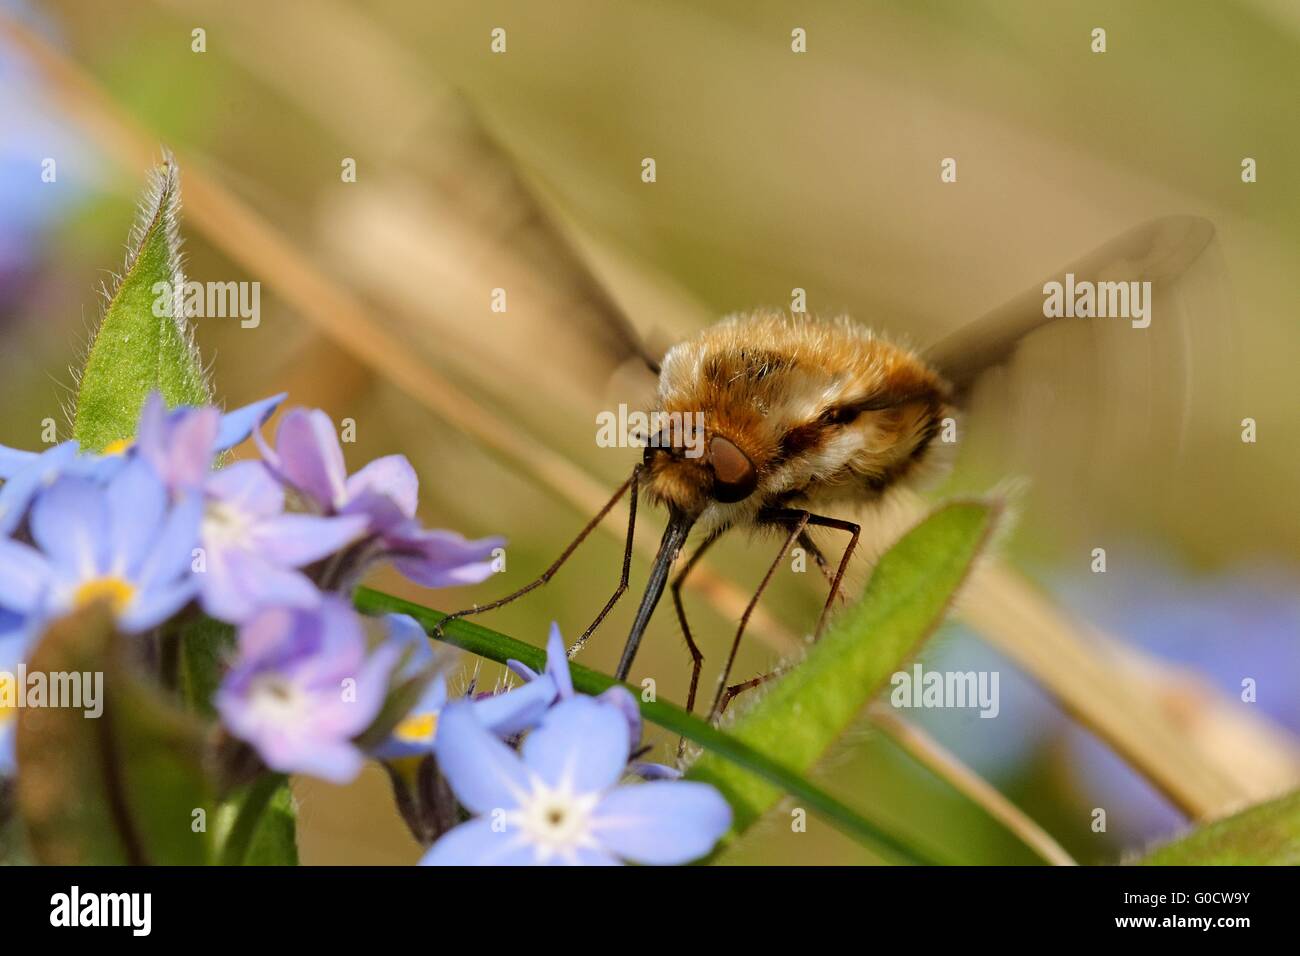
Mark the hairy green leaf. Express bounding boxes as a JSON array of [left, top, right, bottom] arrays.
[[73, 156, 209, 452], [1140, 789, 1300, 865], [686, 500, 999, 844], [15, 603, 215, 864]]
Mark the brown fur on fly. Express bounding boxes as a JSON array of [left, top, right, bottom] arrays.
[[643, 310, 951, 539]]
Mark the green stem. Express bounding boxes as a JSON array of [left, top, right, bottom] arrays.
[[220, 773, 286, 866]]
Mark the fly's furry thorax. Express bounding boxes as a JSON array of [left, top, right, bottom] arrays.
[[642, 310, 950, 537]]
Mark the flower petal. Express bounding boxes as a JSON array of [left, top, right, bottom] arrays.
[[198, 549, 320, 623], [215, 393, 285, 451], [544, 622, 574, 699], [471, 675, 558, 738], [104, 457, 167, 571], [29, 477, 108, 577], [0, 539, 48, 614], [134, 491, 202, 590], [596, 685, 642, 753], [0, 442, 79, 536], [420, 818, 537, 866], [205, 460, 283, 517], [521, 695, 630, 793], [433, 702, 529, 815], [0, 444, 37, 480], [592, 781, 732, 865], [391, 530, 504, 588], [267, 408, 348, 509], [157, 406, 220, 490], [252, 513, 367, 566], [120, 577, 199, 633], [343, 454, 418, 518]]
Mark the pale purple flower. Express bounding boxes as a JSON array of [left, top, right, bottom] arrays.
[[423, 695, 731, 865], [0, 458, 200, 634], [255, 407, 503, 587], [197, 460, 367, 623], [215, 597, 398, 783], [135, 391, 284, 493]]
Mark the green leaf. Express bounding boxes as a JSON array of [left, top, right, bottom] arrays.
[[177, 615, 236, 718], [73, 156, 209, 452], [217, 774, 299, 866], [355, 587, 944, 864], [15, 603, 215, 864], [1140, 789, 1300, 865], [687, 501, 999, 844]]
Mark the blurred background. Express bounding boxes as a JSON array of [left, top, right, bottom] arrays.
[[1, 0, 1297, 864]]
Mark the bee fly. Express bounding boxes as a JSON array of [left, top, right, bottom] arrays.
[[438, 216, 1217, 724]]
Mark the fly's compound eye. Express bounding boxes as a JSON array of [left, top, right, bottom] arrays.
[[709, 434, 757, 503]]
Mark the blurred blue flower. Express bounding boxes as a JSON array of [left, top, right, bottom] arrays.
[[912, 560, 1300, 845], [0, 2, 92, 308], [197, 460, 367, 623], [255, 407, 503, 587], [1056, 567, 1300, 841], [422, 695, 731, 865], [0, 393, 285, 532], [215, 597, 398, 784], [0, 457, 201, 634], [0, 608, 35, 776]]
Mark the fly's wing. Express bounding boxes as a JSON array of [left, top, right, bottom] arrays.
[[316, 94, 663, 468], [921, 216, 1239, 544], [925, 216, 1217, 398]]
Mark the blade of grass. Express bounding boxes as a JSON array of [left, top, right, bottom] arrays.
[[867, 704, 1076, 866], [1139, 788, 1300, 865]]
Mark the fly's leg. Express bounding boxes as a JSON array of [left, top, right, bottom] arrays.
[[705, 510, 810, 724], [708, 511, 860, 721], [434, 465, 640, 649]]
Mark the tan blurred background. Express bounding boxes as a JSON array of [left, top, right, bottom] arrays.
[[1, 0, 1297, 864]]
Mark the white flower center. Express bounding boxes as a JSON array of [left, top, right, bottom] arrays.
[[247, 674, 309, 725], [202, 500, 255, 549], [509, 776, 602, 864]]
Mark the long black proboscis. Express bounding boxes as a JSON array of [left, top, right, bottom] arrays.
[[616, 509, 695, 680]]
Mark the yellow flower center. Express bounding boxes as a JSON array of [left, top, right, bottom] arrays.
[[100, 437, 134, 456], [73, 576, 136, 615], [0, 673, 14, 727], [394, 711, 439, 744]]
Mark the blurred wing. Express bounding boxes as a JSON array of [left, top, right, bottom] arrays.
[[924, 216, 1216, 399], [316, 95, 662, 461], [921, 216, 1239, 545]]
